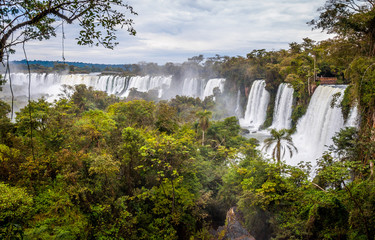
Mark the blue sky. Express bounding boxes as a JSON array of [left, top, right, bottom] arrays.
[[12, 0, 332, 64]]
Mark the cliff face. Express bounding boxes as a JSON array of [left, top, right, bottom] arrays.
[[215, 207, 256, 240]]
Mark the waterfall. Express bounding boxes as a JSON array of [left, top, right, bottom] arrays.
[[234, 90, 242, 118], [270, 83, 294, 130], [95, 75, 130, 96], [181, 78, 203, 97], [1, 73, 234, 111], [123, 76, 150, 97], [289, 85, 347, 166], [122, 75, 172, 98], [202, 78, 225, 99], [1, 73, 63, 101], [151, 76, 172, 98], [242, 80, 270, 130], [2, 73, 219, 101], [345, 104, 359, 127]]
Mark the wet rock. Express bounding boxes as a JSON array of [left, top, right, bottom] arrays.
[[215, 207, 256, 240], [241, 128, 250, 134]]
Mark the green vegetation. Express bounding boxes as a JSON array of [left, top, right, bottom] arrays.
[[1, 0, 375, 239], [0, 88, 257, 239]]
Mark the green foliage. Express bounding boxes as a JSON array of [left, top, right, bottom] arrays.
[[309, 0, 375, 56], [68, 84, 119, 112], [0, 182, 33, 239], [107, 100, 156, 129], [196, 110, 212, 146], [0, 144, 21, 183], [155, 102, 178, 134], [75, 109, 116, 149], [15, 98, 52, 137], [330, 127, 359, 163], [0, 100, 10, 118], [25, 178, 87, 239], [169, 96, 213, 123], [341, 85, 355, 120], [291, 104, 307, 129], [348, 57, 375, 113]]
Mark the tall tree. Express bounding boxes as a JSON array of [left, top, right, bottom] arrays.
[[309, 0, 375, 55], [0, 0, 137, 63], [263, 128, 298, 165], [196, 110, 212, 146]]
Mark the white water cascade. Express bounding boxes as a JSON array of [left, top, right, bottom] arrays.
[[1, 73, 174, 101], [181, 78, 203, 98], [202, 78, 225, 99], [235, 90, 242, 117], [123, 75, 172, 98], [59, 74, 131, 97], [289, 85, 347, 166], [345, 104, 359, 127], [1, 73, 81, 104], [241, 80, 270, 130], [270, 83, 294, 130]]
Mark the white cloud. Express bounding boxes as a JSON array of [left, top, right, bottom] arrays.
[[11, 0, 332, 64]]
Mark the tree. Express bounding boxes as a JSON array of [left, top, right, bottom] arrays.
[[0, 100, 12, 144], [309, 0, 375, 55], [107, 100, 156, 129], [0, 183, 33, 239], [196, 110, 212, 146], [0, 0, 137, 63], [262, 128, 298, 164]]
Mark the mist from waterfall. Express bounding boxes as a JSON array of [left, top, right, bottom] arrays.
[[234, 90, 242, 118], [202, 78, 225, 99], [241, 80, 270, 130], [345, 104, 359, 128], [122, 75, 172, 98], [181, 78, 203, 98], [1, 73, 175, 100], [1, 73, 227, 107], [270, 83, 294, 130]]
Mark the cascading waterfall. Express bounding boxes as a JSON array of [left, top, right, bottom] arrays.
[[345, 104, 359, 127], [2, 73, 63, 101], [2, 73, 173, 101], [289, 85, 347, 166], [122, 75, 172, 98], [123, 75, 151, 97], [2, 73, 229, 119], [270, 83, 294, 130], [150, 76, 172, 98], [2, 73, 228, 102], [94, 75, 130, 96], [242, 80, 270, 130], [234, 90, 242, 117], [181, 78, 203, 98], [202, 78, 225, 99]]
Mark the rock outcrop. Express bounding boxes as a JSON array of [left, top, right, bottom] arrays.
[[215, 207, 256, 240]]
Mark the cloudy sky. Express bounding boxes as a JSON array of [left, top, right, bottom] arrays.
[[13, 0, 332, 64]]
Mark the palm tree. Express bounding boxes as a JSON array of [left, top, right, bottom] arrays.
[[263, 128, 298, 165], [196, 110, 212, 146]]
